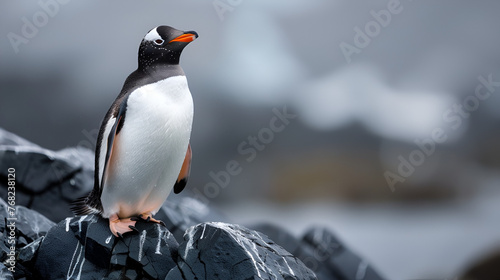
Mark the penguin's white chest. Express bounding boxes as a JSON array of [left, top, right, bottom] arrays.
[[100, 75, 193, 218]]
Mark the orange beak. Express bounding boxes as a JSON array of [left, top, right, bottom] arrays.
[[169, 33, 198, 43]]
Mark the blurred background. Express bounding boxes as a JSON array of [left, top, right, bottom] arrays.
[[2, 1, 500, 279]]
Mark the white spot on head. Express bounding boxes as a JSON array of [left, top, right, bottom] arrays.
[[144, 27, 162, 42]]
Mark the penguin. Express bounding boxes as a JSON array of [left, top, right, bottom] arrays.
[[71, 25, 198, 237]]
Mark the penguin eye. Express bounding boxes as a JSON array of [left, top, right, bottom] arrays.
[[154, 39, 164, 45]]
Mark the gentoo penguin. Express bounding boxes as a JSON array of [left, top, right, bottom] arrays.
[[72, 25, 198, 237]]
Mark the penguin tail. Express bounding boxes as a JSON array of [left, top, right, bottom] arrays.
[[70, 195, 101, 216]]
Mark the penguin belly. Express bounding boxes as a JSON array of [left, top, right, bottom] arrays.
[[100, 75, 193, 218]]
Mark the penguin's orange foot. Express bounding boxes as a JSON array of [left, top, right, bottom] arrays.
[[109, 213, 137, 237], [133, 212, 166, 227]]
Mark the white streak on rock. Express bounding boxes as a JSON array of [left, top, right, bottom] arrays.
[[355, 260, 368, 280], [155, 224, 163, 255], [251, 242, 268, 277], [77, 215, 87, 233], [200, 224, 206, 239], [183, 227, 196, 261], [283, 257, 295, 276], [138, 230, 147, 262], [75, 258, 86, 280], [67, 243, 83, 280], [65, 217, 71, 232]]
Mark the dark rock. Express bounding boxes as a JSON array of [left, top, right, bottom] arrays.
[[251, 223, 304, 258], [33, 214, 178, 280], [0, 128, 386, 280], [301, 227, 385, 280], [0, 263, 15, 280], [166, 222, 317, 280], [33, 215, 106, 280], [461, 247, 500, 280], [0, 198, 56, 244], [15, 237, 44, 280], [0, 127, 94, 222], [0, 197, 55, 279], [156, 196, 229, 241], [251, 223, 338, 280], [252, 224, 386, 280]]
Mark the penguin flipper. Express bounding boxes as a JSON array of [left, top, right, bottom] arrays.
[[70, 114, 122, 216], [71, 100, 127, 216], [173, 144, 191, 194], [101, 114, 123, 187]]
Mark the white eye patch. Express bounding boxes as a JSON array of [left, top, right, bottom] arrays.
[[144, 27, 162, 42]]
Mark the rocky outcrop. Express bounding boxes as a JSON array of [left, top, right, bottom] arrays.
[[0, 128, 94, 222], [0, 128, 384, 279], [166, 222, 317, 280]]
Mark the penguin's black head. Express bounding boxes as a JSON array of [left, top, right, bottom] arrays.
[[138, 25, 198, 69]]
